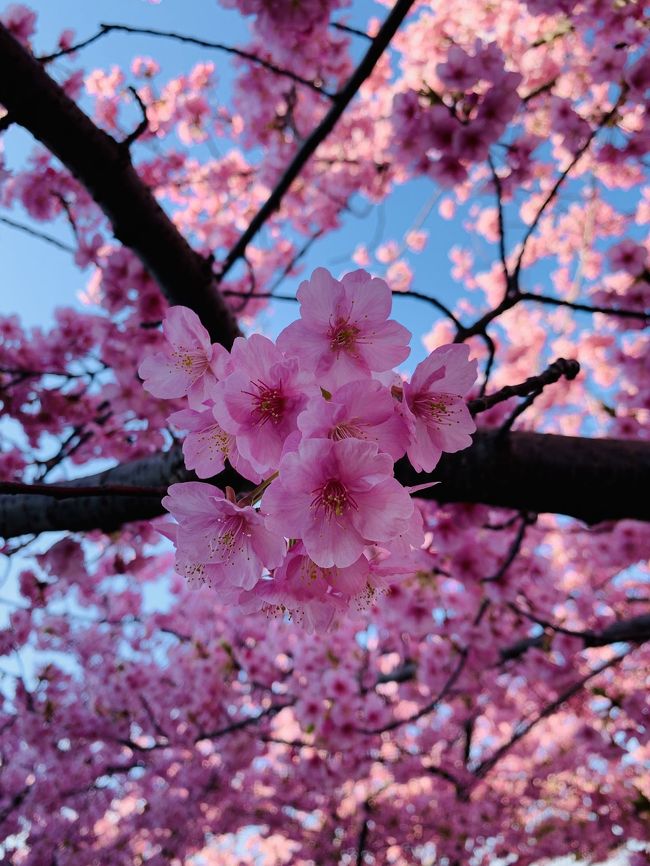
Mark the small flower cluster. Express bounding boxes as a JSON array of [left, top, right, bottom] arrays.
[[140, 268, 477, 630]]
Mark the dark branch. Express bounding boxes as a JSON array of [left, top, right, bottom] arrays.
[[519, 291, 649, 322], [379, 614, 650, 686], [355, 802, 371, 866], [481, 512, 535, 583], [0, 24, 240, 348], [96, 23, 334, 97], [2, 430, 649, 540], [468, 358, 580, 416], [472, 651, 629, 779], [0, 481, 167, 499], [0, 214, 75, 253], [362, 647, 468, 734], [121, 86, 149, 149], [216, 0, 418, 282], [512, 98, 622, 285], [500, 613, 650, 662], [331, 21, 372, 41], [487, 151, 510, 293]]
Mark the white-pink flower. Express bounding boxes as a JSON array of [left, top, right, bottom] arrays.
[[402, 344, 477, 473], [277, 268, 411, 389], [163, 482, 285, 591], [138, 306, 226, 409]]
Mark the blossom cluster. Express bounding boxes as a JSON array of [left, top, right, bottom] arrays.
[[140, 268, 477, 629], [392, 40, 522, 186]]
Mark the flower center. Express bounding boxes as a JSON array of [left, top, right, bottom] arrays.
[[412, 392, 455, 424], [207, 514, 250, 561], [311, 478, 357, 519], [244, 380, 286, 426], [330, 421, 365, 441], [172, 348, 208, 376], [212, 426, 233, 456], [328, 318, 360, 355]]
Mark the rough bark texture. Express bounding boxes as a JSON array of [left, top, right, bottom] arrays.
[[2, 431, 648, 539], [0, 25, 241, 348]]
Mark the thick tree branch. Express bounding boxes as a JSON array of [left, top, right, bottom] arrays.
[[2, 431, 648, 540], [0, 25, 240, 348]]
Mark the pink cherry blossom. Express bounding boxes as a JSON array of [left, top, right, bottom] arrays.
[[243, 541, 353, 633], [0, 3, 37, 45], [263, 438, 418, 568], [163, 481, 285, 590], [297, 378, 408, 461], [213, 333, 315, 476], [138, 306, 227, 409], [277, 268, 411, 389], [402, 344, 477, 472], [3, 2, 650, 859], [608, 240, 647, 274], [168, 406, 261, 482]]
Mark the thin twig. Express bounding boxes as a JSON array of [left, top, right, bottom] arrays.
[[487, 152, 510, 294], [361, 646, 468, 735], [41, 23, 333, 97], [0, 214, 75, 253], [512, 99, 623, 284], [481, 513, 536, 583], [520, 291, 649, 322], [216, 0, 417, 282], [121, 86, 149, 149], [472, 650, 630, 779], [355, 802, 371, 866], [331, 21, 372, 41], [468, 358, 580, 416]]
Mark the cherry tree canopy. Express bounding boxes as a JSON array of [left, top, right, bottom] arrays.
[[0, 1, 648, 864]]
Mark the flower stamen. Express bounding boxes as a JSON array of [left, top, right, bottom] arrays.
[[311, 478, 358, 518]]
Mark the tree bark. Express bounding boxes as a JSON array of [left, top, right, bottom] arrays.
[[2, 431, 648, 539], [0, 25, 240, 348]]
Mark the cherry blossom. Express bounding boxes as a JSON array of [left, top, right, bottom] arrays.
[[212, 333, 314, 477], [162, 481, 285, 590], [263, 437, 418, 568], [401, 344, 478, 472], [0, 1, 648, 863], [277, 267, 411, 389], [138, 305, 226, 409]]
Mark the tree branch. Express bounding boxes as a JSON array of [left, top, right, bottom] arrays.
[[2, 431, 649, 540], [0, 214, 75, 253], [216, 0, 418, 282], [468, 358, 580, 416], [500, 613, 650, 662], [519, 291, 649, 322], [378, 614, 650, 686], [0, 24, 240, 348], [66, 23, 334, 98], [472, 650, 629, 779]]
